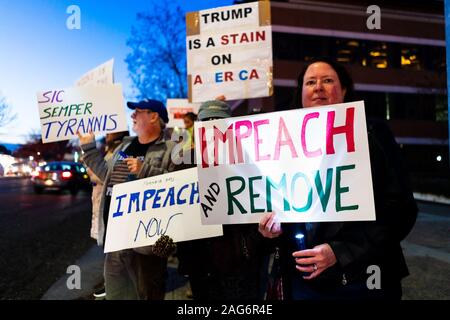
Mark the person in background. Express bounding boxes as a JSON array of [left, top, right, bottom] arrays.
[[84, 130, 129, 299], [182, 112, 197, 151], [176, 97, 270, 300], [259, 57, 418, 300], [78, 99, 176, 300]]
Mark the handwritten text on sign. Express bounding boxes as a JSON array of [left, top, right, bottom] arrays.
[[75, 58, 114, 87], [104, 168, 223, 253], [194, 101, 376, 224], [186, 1, 272, 102], [37, 84, 128, 143]]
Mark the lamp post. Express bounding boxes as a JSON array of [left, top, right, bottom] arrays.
[[445, 0, 450, 168]]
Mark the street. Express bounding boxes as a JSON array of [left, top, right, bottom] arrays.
[[0, 177, 93, 299], [0, 177, 449, 300]]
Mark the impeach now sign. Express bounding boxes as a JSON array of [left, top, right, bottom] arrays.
[[36, 84, 128, 143], [194, 101, 376, 224], [104, 168, 223, 253]]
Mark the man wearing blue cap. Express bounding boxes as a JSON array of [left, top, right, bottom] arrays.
[[78, 99, 175, 300]]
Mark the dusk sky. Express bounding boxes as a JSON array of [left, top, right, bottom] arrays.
[[0, 0, 233, 144]]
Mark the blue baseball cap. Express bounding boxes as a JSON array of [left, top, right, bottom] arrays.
[[127, 99, 169, 123]]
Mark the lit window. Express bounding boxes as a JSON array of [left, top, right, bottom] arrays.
[[401, 47, 422, 70]]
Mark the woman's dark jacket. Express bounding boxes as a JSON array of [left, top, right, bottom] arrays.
[[281, 118, 418, 292]]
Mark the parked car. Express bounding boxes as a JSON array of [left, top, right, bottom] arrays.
[[31, 161, 91, 195], [7, 162, 32, 176]]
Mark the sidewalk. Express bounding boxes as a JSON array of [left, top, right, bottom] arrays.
[[41, 245, 104, 300], [41, 246, 191, 300], [42, 197, 450, 300], [413, 192, 450, 205]]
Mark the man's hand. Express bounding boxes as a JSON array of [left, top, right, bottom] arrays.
[[258, 212, 283, 238], [77, 131, 95, 145], [124, 157, 143, 174]]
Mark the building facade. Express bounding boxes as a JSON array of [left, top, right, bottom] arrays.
[[232, 0, 448, 192]]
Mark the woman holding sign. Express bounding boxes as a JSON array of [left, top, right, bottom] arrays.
[[176, 98, 269, 301], [259, 57, 417, 300]]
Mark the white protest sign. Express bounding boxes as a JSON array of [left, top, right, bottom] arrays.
[[186, 1, 272, 102], [36, 84, 128, 143], [166, 99, 200, 128], [75, 59, 114, 87], [195, 101, 376, 224], [104, 168, 223, 253]]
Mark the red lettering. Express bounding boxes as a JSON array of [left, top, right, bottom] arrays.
[[193, 75, 203, 85], [224, 72, 233, 81], [326, 107, 355, 155], [249, 69, 259, 79], [240, 32, 249, 43], [213, 124, 235, 166], [199, 127, 209, 168], [221, 35, 229, 45], [256, 30, 265, 41]]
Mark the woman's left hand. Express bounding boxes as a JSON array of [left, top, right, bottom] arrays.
[[292, 243, 337, 280]]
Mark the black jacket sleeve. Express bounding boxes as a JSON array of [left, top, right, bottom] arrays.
[[329, 119, 418, 270]]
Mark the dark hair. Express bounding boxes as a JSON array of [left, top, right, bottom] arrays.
[[291, 57, 355, 109], [183, 112, 197, 122]]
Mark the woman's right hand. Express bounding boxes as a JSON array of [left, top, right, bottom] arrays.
[[258, 212, 283, 238], [77, 131, 95, 145]]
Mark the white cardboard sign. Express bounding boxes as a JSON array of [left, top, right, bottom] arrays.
[[75, 59, 114, 87], [36, 84, 128, 143], [166, 99, 200, 128], [186, 1, 273, 102], [195, 101, 376, 224], [104, 168, 223, 253]]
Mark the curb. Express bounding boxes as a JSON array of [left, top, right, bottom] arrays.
[[413, 193, 450, 205], [40, 246, 189, 300], [41, 245, 104, 300]]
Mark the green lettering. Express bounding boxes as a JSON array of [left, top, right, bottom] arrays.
[[226, 176, 247, 215], [314, 168, 333, 212], [249, 176, 265, 213], [291, 172, 312, 212], [266, 174, 290, 212], [85, 102, 93, 115], [58, 105, 69, 117], [76, 103, 84, 115], [52, 107, 60, 117], [70, 104, 78, 116], [40, 107, 52, 120], [336, 164, 359, 212]]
